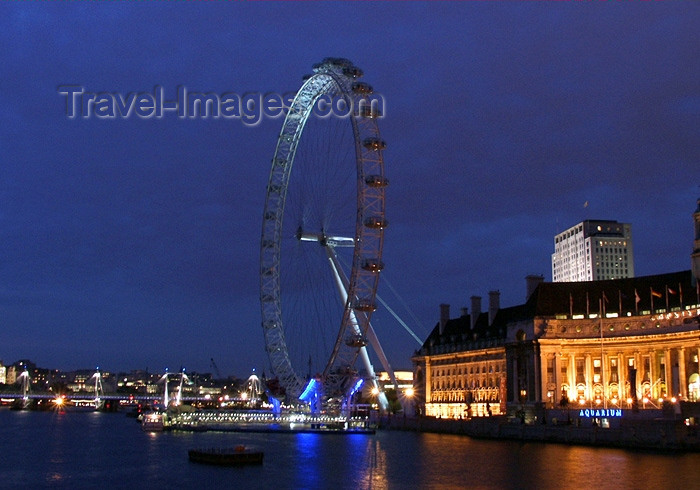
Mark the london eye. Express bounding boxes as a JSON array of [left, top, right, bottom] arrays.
[[260, 58, 394, 409]]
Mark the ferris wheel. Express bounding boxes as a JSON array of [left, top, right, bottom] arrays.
[[260, 58, 395, 406]]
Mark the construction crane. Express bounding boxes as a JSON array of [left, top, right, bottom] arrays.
[[210, 358, 222, 380]]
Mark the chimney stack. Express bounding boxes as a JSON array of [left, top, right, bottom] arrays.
[[470, 296, 481, 329], [439, 304, 450, 335], [460, 307, 468, 318], [526, 274, 544, 300], [488, 290, 500, 325]]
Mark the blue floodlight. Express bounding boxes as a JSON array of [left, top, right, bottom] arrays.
[[348, 378, 364, 398], [299, 378, 319, 403]]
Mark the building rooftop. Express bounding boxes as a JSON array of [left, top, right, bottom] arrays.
[[421, 269, 696, 353]]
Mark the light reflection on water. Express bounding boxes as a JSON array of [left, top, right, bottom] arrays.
[[360, 436, 388, 489], [1, 410, 698, 489]]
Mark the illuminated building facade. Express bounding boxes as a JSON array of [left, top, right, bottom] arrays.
[[412, 294, 508, 418], [508, 270, 700, 411], [414, 201, 700, 420], [414, 271, 700, 419], [376, 370, 413, 392], [552, 220, 634, 282]]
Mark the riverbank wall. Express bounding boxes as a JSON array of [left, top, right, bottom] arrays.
[[378, 412, 700, 452]]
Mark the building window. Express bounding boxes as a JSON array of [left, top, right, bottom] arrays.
[[593, 359, 601, 383]]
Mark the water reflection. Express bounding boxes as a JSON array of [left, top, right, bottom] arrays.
[[2, 411, 700, 488], [45, 409, 69, 484], [411, 435, 699, 489], [358, 436, 388, 489], [289, 433, 391, 489], [292, 433, 323, 488]]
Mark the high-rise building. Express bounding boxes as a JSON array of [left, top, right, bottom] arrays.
[[692, 198, 700, 285], [552, 220, 634, 282]]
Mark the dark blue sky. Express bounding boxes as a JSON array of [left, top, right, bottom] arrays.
[[1, 3, 698, 377]]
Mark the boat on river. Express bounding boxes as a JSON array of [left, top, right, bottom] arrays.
[[188, 446, 264, 466], [141, 412, 165, 432]]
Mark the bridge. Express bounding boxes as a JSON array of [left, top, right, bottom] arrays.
[[0, 393, 201, 402], [3, 368, 222, 410]]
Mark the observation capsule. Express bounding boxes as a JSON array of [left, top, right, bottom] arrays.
[[361, 259, 384, 272], [352, 82, 374, 95], [354, 300, 377, 312], [364, 216, 388, 229], [359, 105, 382, 119], [345, 334, 369, 348], [363, 138, 386, 151], [365, 175, 389, 187], [343, 66, 363, 78]]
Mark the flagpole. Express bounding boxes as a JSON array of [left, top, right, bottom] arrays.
[[586, 291, 590, 317], [618, 290, 622, 316], [569, 292, 573, 317], [600, 296, 606, 409]]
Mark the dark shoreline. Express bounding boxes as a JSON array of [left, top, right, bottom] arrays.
[[378, 414, 700, 452]]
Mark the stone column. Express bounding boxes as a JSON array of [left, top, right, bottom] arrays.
[[585, 354, 592, 400], [648, 351, 655, 398], [664, 348, 672, 397], [425, 358, 432, 404], [553, 353, 560, 406], [539, 353, 549, 405], [569, 356, 576, 397], [533, 347, 542, 403], [634, 351, 641, 399], [617, 352, 626, 399], [679, 348, 687, 399], [601, 351, 607, 400]]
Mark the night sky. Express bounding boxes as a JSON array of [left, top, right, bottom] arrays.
[[1, 3, 698, 378]]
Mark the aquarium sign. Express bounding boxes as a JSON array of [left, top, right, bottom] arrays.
[[579, 408, 622, 418]]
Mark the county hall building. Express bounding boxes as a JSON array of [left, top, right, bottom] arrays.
[[412, 199, 700, 420]]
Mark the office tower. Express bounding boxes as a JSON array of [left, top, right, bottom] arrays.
[[552, 220, 634, 282]]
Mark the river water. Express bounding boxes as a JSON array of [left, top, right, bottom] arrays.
[[0, 409, 696, 489]]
